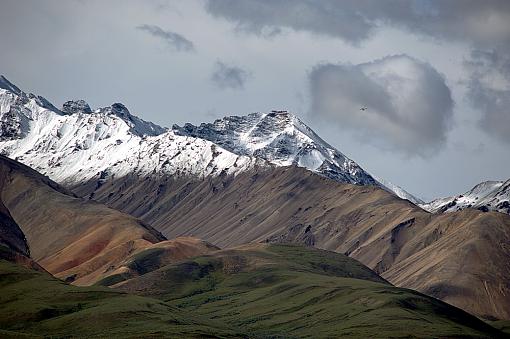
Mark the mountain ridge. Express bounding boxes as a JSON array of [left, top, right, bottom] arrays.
[[421, 179, 510, 215]]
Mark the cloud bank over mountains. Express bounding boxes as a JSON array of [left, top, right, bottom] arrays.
[[205, 0, 510, 146]]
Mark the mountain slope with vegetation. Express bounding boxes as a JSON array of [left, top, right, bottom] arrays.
[[115, 244, 502, 338], [0, 260, 242, 338]]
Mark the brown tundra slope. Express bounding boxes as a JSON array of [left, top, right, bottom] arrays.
[[73, 165, 510, 320], [0, 155, 168, 285], [0, 167, 42, 271]]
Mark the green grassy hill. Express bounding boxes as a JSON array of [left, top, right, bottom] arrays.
[[116, 244, 503, 338], [0, 260, 243, 338], [490, 321, 510, 336]]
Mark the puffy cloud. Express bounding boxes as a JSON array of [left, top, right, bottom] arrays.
[[309, 55, 453, 157], [464, 50, 510, 143], [211, 61, 252, 90], [137, 24, 195, 52]]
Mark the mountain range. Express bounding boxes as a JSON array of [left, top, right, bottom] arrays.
[[1, 75, 510, 337], [2, 153, 505, 337], [0, 75, 424, 203]]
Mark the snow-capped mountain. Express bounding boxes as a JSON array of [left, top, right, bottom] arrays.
[[420, 180, 510, 215], [173, 111, 378, 186], [173, 111, 423, 203], [0, 76, 261, 187], [0, 75, 420, 203]]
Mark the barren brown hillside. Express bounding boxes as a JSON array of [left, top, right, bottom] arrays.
[[0, 166, 42, 271], [0, 155, 167, 285], [73, 166, 510, 320]]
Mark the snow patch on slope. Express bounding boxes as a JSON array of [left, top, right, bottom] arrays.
[[373, 176, 424, 205]]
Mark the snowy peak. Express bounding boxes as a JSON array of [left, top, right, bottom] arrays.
[[173, 111, 378, 186], [421, 179, 510, 215], [96, 103, 166, 137], [0, 75, 59, 113], [373, 176, 424, 205], [175, 111, 316, 161], [174, 111, 426, 202], [467, 181, 504, 197]]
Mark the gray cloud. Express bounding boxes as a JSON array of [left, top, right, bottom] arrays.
[[137, 24, 195, 52], [211, 61, 251, 90], [309, 55, 453, 157], [205, 0, 385, 44], [464, 50, 510, 143], [389, 1, 510, 49], [204, 1, 510, 47]]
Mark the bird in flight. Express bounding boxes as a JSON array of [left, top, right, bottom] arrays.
[[360, 106, 368, 111]]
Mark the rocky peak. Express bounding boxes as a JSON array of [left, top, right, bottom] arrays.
[[174, 111, 378, 187], [102, 102, 131, 118], [62, 100, 92, 115], [0, 75, 21, 95], [95, 102, 166, 137]]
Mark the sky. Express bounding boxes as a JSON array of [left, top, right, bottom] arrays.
[[0, 0, 509, 201]]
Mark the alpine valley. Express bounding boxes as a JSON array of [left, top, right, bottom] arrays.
[[1, 75, 509, 338]]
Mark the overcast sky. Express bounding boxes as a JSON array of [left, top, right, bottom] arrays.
[[1, 0, 509, 200]]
